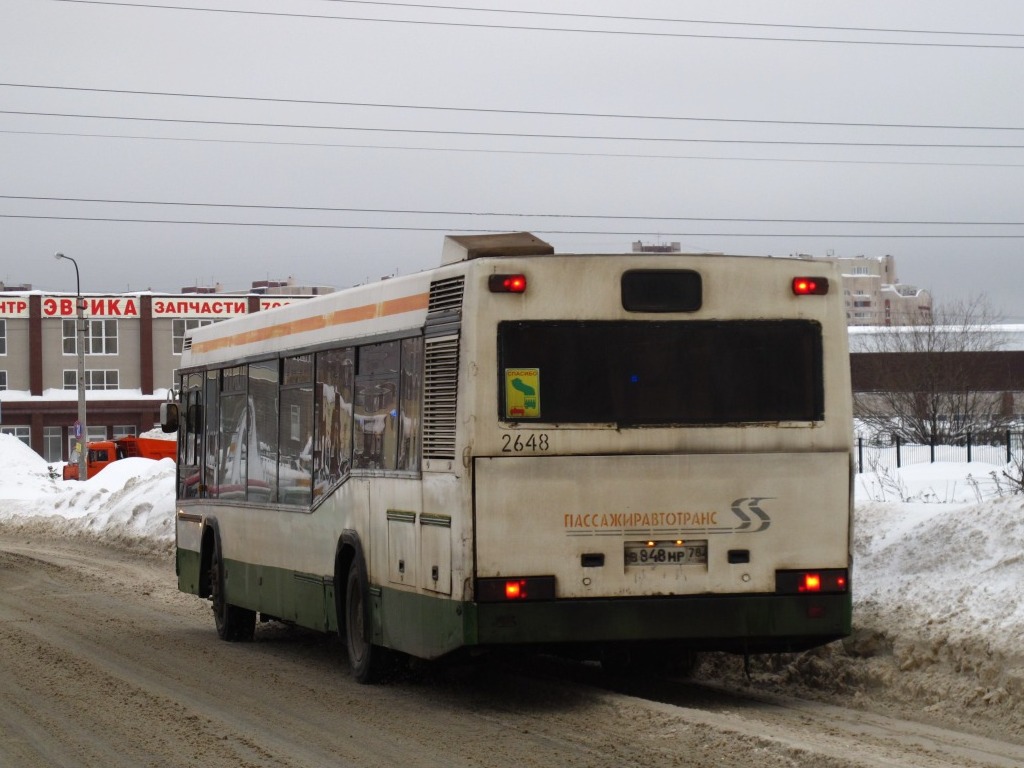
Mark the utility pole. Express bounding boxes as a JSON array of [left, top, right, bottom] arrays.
[[55, 253, 88, 480]]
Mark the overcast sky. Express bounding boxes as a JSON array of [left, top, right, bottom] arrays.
[[2, 1, 1023, 318]]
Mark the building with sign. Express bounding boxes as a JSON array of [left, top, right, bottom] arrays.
[[0, 289, 317, 463]]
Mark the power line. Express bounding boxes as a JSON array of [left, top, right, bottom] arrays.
[[49, 0, 1024, 50], [8, 128, 1024, 168], [3, 82, 1022, 133], [4, 212, 1024, 238], [318, 1, 1024, 40], [5, 194, 1024, 226], [4, 128, 1024, 168], [5, 109, 1024, 149]]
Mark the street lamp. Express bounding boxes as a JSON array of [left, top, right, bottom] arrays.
[[54, 253, 88, 481]]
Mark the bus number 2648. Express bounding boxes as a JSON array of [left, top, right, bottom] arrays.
[[501, 433, 550, 453]]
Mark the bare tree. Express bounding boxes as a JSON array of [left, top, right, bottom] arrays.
[[852, 296, 1010, 444], [1003, 451, 1024, 494]]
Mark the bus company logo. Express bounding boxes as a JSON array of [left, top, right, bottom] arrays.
[[730, 497, 772, 533], [563, 498, 773, 534], [563, 510, 719, 532]]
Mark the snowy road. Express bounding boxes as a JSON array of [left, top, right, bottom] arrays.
[[1, 534, 1022, 768]]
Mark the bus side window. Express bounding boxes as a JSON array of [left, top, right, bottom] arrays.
[[279, 355, 313, 507], [203, 368, 220, 499], [354, 342, 400, 471], [180, 372, 204, 499], [248, 359, 280, 504], [398, 336, 423, 471], [218, 366, 248, 501], [314, 347, 354, 497], [187, 403, 203, 433]]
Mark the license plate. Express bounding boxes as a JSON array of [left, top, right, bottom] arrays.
[[625, 540, 708, 566]]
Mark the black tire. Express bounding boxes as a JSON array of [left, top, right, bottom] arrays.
[[344, 557, 387, 683], [210, 535, 256, 642]]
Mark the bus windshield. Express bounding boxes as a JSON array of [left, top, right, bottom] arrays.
[[498, 319, 824, 425]]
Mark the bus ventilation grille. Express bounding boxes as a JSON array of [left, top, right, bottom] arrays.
[[182, 336, 193, 352], [422, 335, 460, 460], [428, 276, 465, 315]]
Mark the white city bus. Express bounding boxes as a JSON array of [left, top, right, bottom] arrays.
[[165, 233, 854, 682]]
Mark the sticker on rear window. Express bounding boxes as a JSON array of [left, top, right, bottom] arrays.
[[504, 368, 540, 419]]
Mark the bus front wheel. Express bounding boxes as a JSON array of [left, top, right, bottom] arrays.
[[209, 536, 256, 642]]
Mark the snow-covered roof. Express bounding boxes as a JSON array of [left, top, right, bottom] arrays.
[[848, 324, 1024, 353]]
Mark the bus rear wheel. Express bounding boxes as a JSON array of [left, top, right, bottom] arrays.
[[210, 536, 256, 642], [344, 558, 388, 683]]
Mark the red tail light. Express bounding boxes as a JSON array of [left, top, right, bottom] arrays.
[[489, 274, 527, 293], [792, 277, 829, 295], [801, 573, 822, 592], [776, 569, 848, 594], [476, 576, 555, 602]]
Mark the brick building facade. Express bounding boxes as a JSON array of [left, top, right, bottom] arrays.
[[0, 291, 311, 462]]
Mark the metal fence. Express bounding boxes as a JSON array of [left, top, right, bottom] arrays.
[[854, 431, 1024, 473]]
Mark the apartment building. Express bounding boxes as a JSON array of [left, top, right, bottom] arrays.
[[828, 254, 933, 326]]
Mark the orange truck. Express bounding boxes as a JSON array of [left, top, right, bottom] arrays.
[[62, 435, 177, 480]]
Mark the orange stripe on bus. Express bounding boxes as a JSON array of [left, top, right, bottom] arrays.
[[192, 292, 430, 354]]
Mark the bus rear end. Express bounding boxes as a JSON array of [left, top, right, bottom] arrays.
[[463, 252, 852, 660]]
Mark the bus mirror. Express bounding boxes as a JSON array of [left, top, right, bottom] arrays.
[[160, 402, 180, 434]]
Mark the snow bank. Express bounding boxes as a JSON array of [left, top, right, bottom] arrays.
[[853, 461, 1024, 656], [0, 434, 175, 549]]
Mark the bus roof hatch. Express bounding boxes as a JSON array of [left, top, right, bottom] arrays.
[[441, 232, 554, 264]]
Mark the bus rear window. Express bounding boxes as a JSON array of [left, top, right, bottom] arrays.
[[498, 320, 824, 425], [621, 269, 702, 312]]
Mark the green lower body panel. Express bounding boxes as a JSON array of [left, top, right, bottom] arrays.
[[377, 586, 473, 659], [377, 590, 850, 657], [473, 593, 852, 653], [177, 547, 202, 596], [226, 560, 334, 632], [178, 548, 337, 633]]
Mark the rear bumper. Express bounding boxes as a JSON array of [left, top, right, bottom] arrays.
[[473, 592, 852, 653]]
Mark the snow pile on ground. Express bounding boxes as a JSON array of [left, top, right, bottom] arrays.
[[854, 462, 1024, 658], [722, 459, 1024, 740], [0, 434, 175, 552]]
